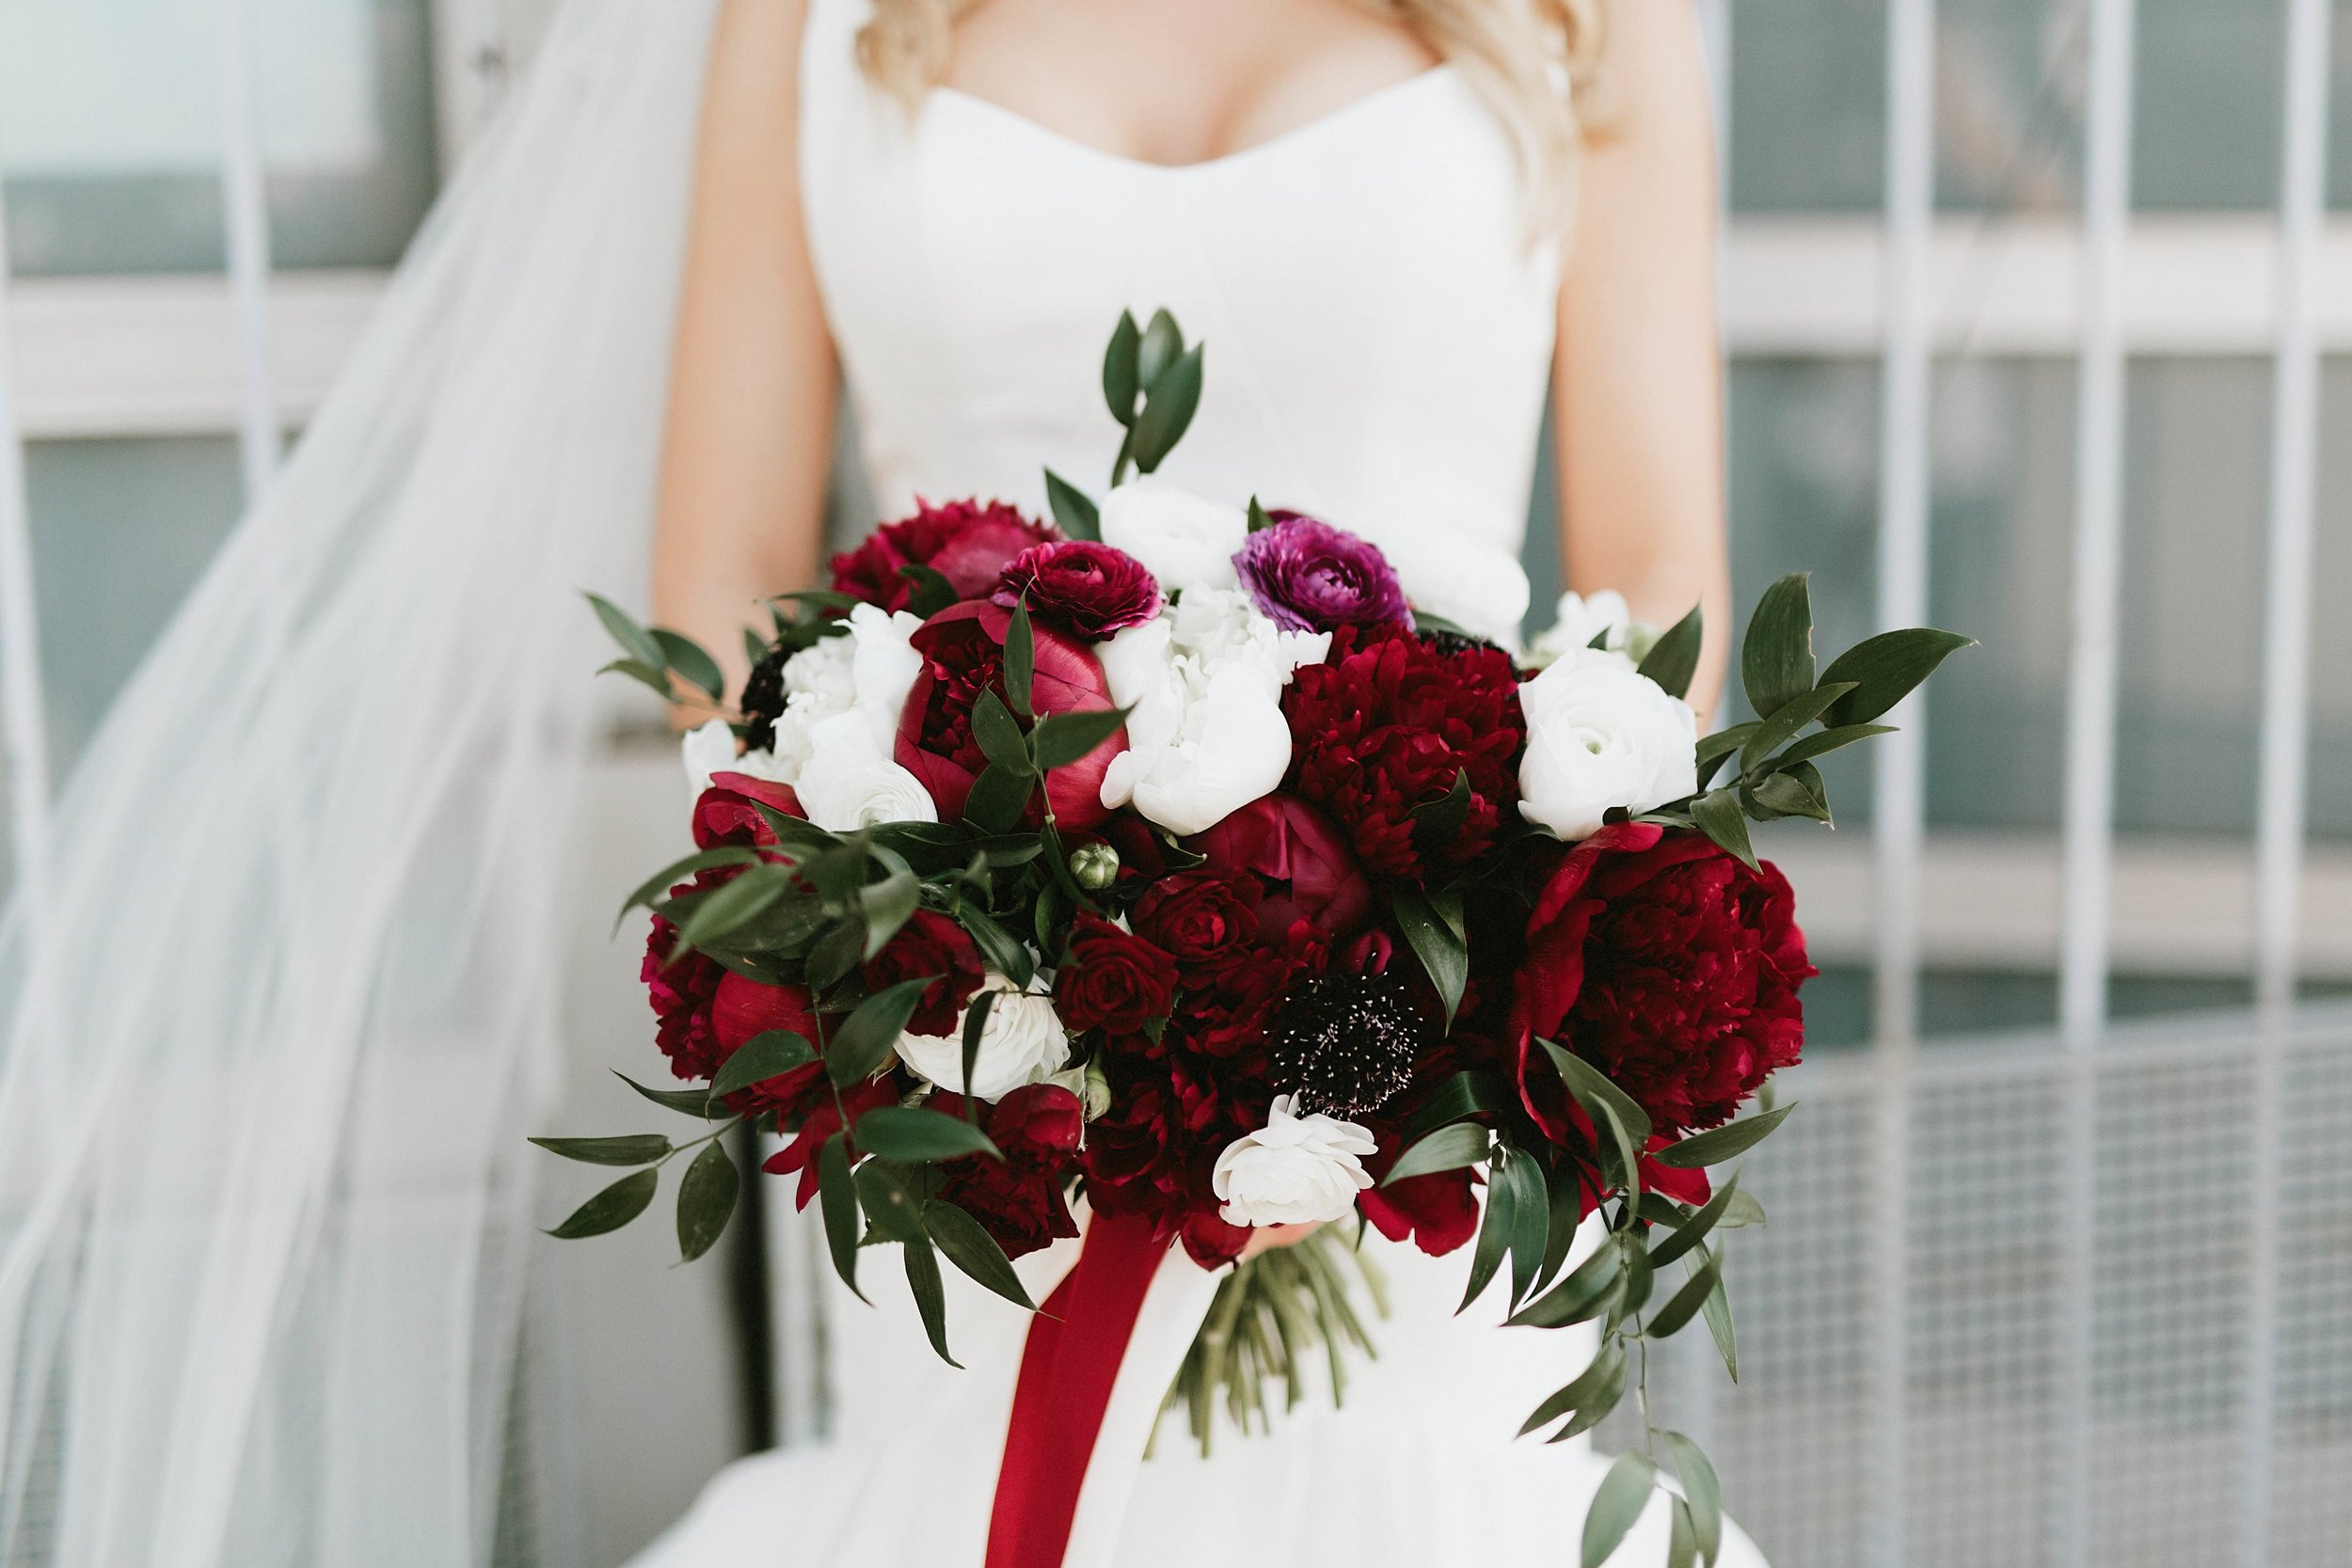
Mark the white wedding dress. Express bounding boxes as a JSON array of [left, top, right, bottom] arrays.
[[631, 4, 1769, 1565]]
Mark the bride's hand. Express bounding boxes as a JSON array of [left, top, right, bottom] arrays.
[[1239, 1223, 1319, 1260]]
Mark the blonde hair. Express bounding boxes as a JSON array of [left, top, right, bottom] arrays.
[[855, 0, 1613, 230]]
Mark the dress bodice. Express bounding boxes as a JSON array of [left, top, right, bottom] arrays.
[[797, 0, 1560, 643]]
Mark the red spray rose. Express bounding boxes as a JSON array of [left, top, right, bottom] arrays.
[[1510, 821, 1814, 1141], [1132, 870, 1263, 964], [1280, 625, 1525, 883], [992, 540, 1163, 639], [1053, 912, 1179, 1035], [691, 772, 805, 851], [928, 1085, 1085, 1258], [829, 499, 1058, 612], [896, 600, 1126, 830], [860, 909, 986, 1037], [1188, 794, 1373, 940]]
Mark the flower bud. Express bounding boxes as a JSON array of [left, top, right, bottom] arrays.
[[1069, 840, 1121, 891], [1081, 1058, 1113, 1120]]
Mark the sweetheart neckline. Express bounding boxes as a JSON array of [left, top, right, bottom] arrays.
[[921, 64, 1460, 179]]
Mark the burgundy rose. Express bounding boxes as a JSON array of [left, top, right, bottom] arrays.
[[1232, 512, 1411, 633], [1188, 795, 1373, 941], [1132, 870, 1263, 964], [992, 540, 1163, 640], [829, 499, 1058, 612], [860, 910, 986, 1037], [1054, 912, 1179, 1035], [691, 772, 805, 851], [1510, 821, 1814, 1142], [896, 600, 1126, 830], [1280, 624, 1525, 883], [928, 1085, 1085, 1258]]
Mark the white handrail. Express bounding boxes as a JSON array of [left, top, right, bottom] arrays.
[[218, 0, 281, 502]]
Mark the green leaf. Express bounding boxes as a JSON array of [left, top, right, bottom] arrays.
[[1502, 1148, 1550, 1307], [1246, 496, 1276, 533], [1687, 789, 1758, 871], [970, 690, 1036, 776], [584, 591, 664, 667], [616, 1071, 726, 1119], [1652, 1102, 1796, 1168], [902, 1229, 961, 1366], [1701, 1262, 1738, 1380], [1030, 705, 1130, 770], [1004, 600, 1036, 719], [958, 989, 995, 1102], [954, 908, 1035, 990], [1517, 1337, 1626, 1437], [1693, 723, 1759, 791], [1044, 468, 1102, 542], [827, 975, 939, 1086], [709, 1030, 817, 1101], [1661, 1433, 1724, 1566], [1538, 1037, 1653, 1149], [1458, 1153, 1517, 1313], [1717, 1189, 1767, 1229], [1638, 603, 1706, 700], [1740, 574, 1816, 720], [817, 1133, 865, 1301], [1647, 1171, 1741, 1270], [962, 764, 1036, 834], [1508, 1236, 1624, 1328], [1392, 885, 1469, 1026], [547, 1167, 659, 1239], [857, 868, 922, 958], [529, 1133, 670, 1166], [926, 1199, 1037, 1309], [1668, 1498, 1699, 1568], [1818, 626, 1975, 726], [1535, 1155, 1593, 1293], [1739, 681, 1856, 772], [674, 864, 793, 956], [1582, 1449, 1659, 1568], [1383, 1122, 1490, 1185], [675, 1138, 739, 1262], [803, 917, 867, 990], [598, 657, 676, 700], [1136, 307, 1182, 388], [1409, 768, 1472, 851], [1770, 721, 1898, 769], [1545, 1346, 1629, 1442], [1399, 1069, 1511, 1143], [852, 1159, 929, 1243], [651, 628, 724, 701], [1646, 1256, 1722, 1338], [851, 1105, 1002, 1162], [615, 846, 760, 930], [743, 626, 771, 671], [897, 562, 959, 619], [1129, 343, 1204, 474], [1102, 309, 1142, 423], [1746, 764, 1832, 824]]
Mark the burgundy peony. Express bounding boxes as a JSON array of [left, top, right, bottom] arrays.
[[860, 909, 986, 1037], [644, 866, 826, 1114], [763, 1078, 898, 1209], [1053, 912, 1180, 1035], [1359, 1165, 1480, 1257], [1280, 625, 1525, 882], [691, 772, 805, 851], [1510, 821, 1814, 1142], [928, 1085, 1085, 1258], [1232, 512, 1412, 633], [829, 499, 1058, 613], [992, 540, 1163, 640], [1187, 795, 1373, 941], [896, 600, 1126, 830]]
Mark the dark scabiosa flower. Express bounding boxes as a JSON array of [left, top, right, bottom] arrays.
[[1268, 966, 1428, 1118], [1232, 512, 1412, 634], [738, 641, 791, 753]]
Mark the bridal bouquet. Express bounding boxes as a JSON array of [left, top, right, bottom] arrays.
[[541, 311, 1966, 1567]]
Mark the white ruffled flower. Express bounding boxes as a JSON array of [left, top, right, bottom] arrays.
[[1096, 587, 1329, 835], [794, 712, 937, 832], [896, 982, 1071, 1101], [682, 717, 794, 800], [1518, 644, 1698, 840], [1099, 481, 1248, 593], [767, 632, 858, 783], [1371, 532, 1531, 647], [847, 603, 924, 752], [1212, 1095, 1378, 1227], [1527, 590, 1635, 669]]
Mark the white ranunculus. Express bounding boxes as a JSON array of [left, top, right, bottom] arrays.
[[895, 983, 1071, 1101], [1211, 1095, 1378, 1227], [794, 711, 937, 832], [1373, 532, 1531, 647], [847, 602, 925, 751], [1518, 644, 1698, 840], [1096, 588, 1328, 835], [1527, 589, 1635, 669], [682, 717, 794, 800], [1099, 481, 1248, 593]]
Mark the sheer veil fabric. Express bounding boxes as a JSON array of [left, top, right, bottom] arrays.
[[0, 1, 720, 1560]]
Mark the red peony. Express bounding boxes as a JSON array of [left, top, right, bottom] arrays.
[[1132, 870, 1263, 963], [763, 1078, 898, 1209], [1359, 1166, 1480, 1257], [896, 600, 1125, 830], [928, 1085, 1085, 1258], [1510, 821, 1814, 1140], [1279, 625, 1525, 882], [691, 772, 805, 851], [643, 865, 826, 1114], [992, 540, 1163, 639], [1053, 912, 1179, 1035], [1188, 794, 1373, 941], [829, 499, 1058, 612], [860, 910, 986, 1037]]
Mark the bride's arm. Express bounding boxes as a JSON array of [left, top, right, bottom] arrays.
[[1552, 0, 1732, 717], [653, 0, 838, 713]]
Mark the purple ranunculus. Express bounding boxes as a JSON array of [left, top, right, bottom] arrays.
[[1232, 513, 1412, 634], [992, 540, 1164, 640]]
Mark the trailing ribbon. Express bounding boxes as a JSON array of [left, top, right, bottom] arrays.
[[985, 1210, 1167, 1568]]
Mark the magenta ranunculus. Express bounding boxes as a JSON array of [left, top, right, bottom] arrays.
[[992, 540, 1163, 640], [1232, 513, 1412, 634]]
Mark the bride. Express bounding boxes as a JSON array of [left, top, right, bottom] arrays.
[[0, 0, 1761, 1562], [635, 0, 1757, 1564]]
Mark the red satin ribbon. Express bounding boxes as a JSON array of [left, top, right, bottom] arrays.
[[986, 1210, 1167, 1568]]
